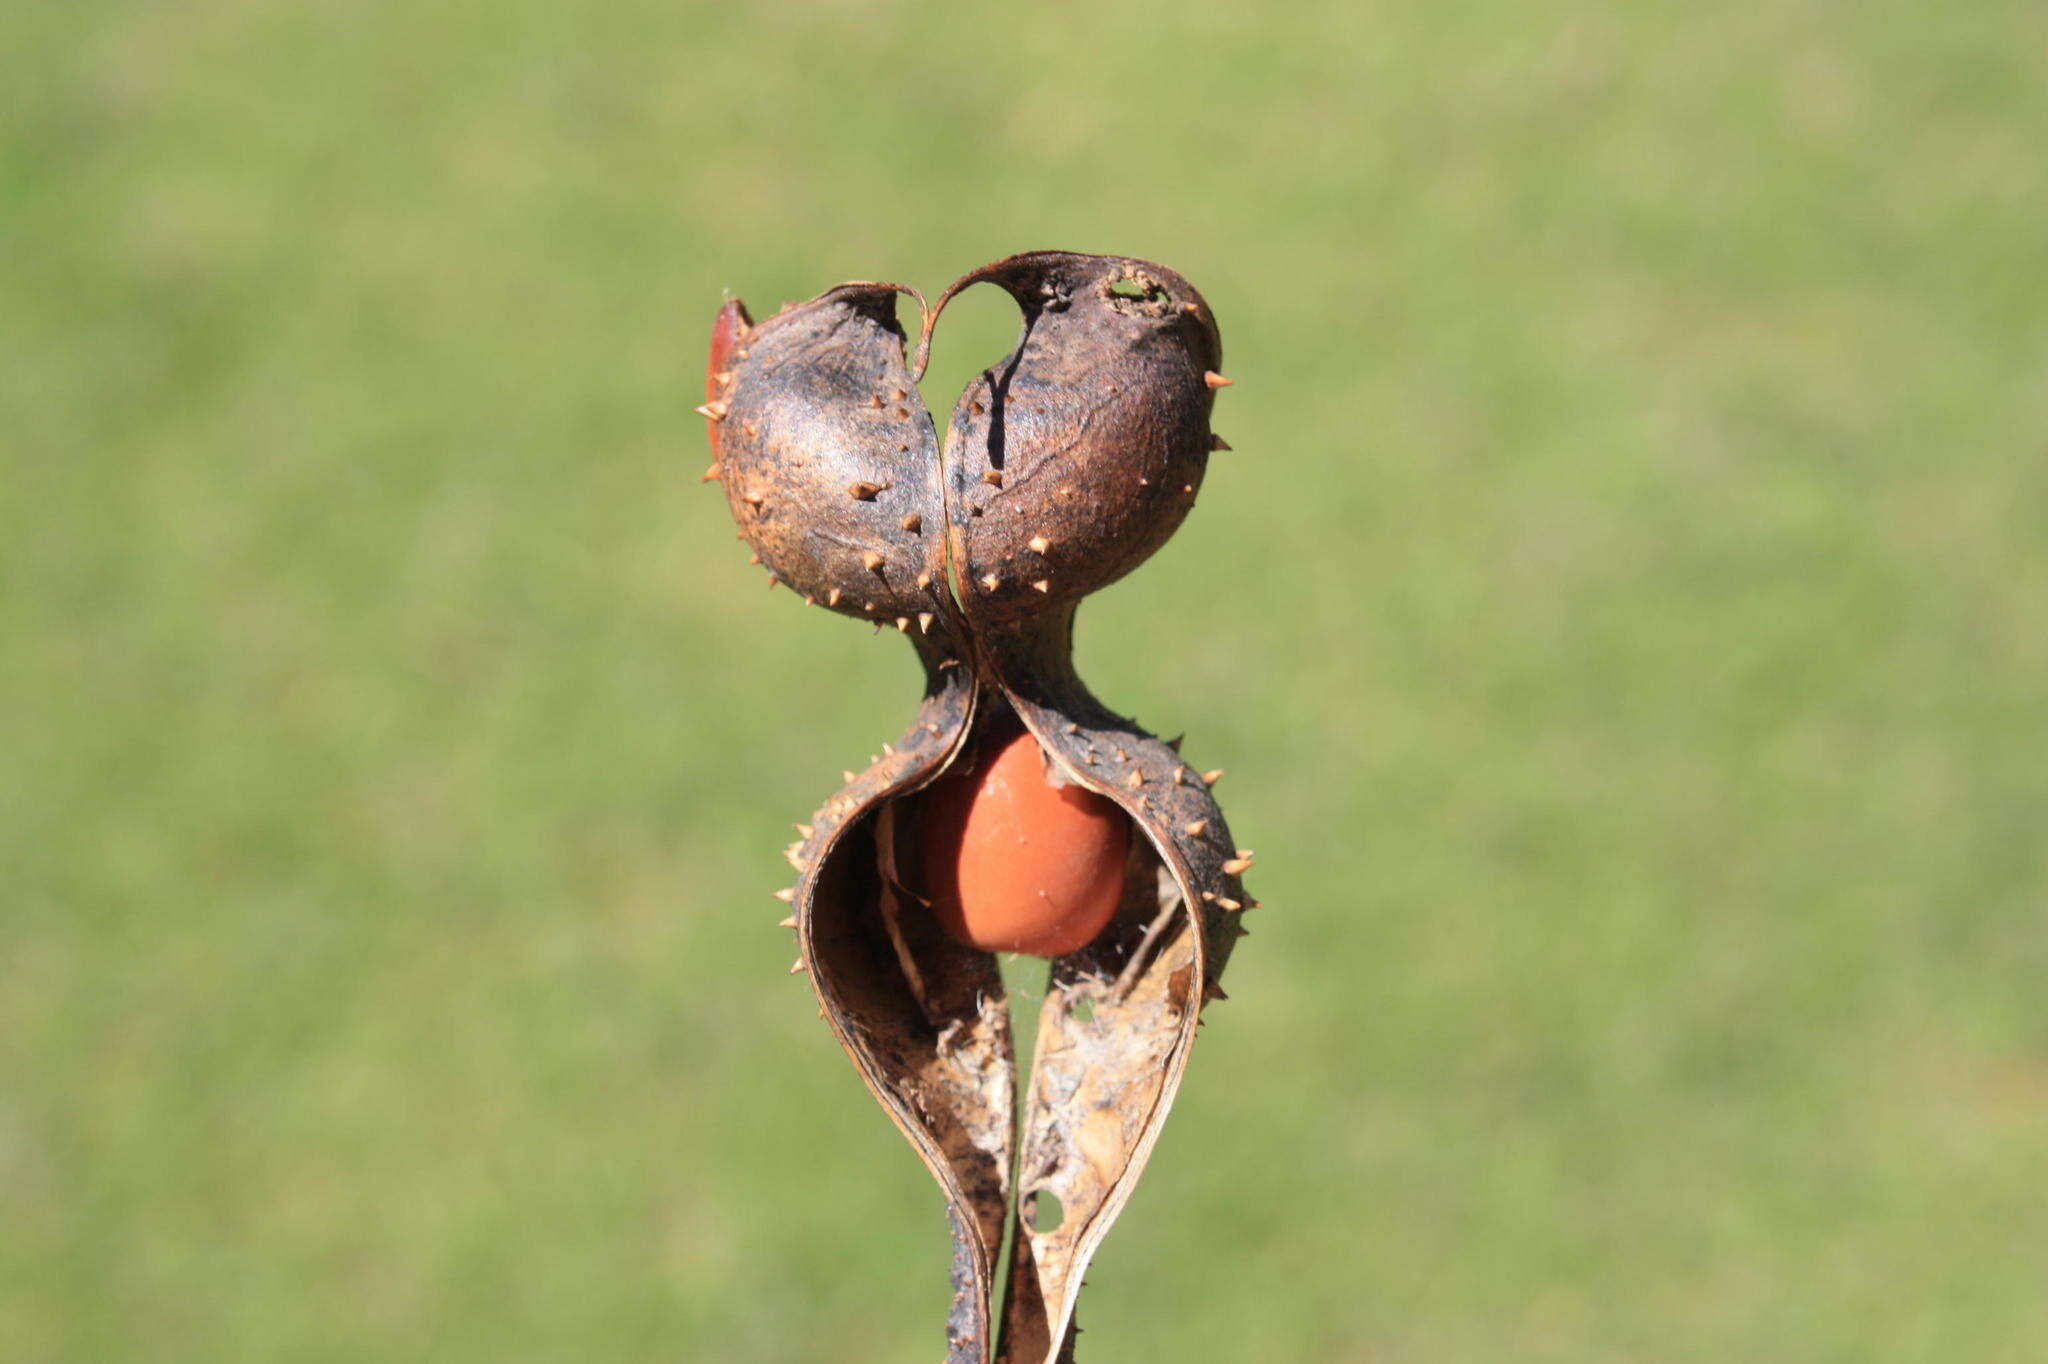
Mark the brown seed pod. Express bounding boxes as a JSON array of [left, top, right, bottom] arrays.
[[921, 251, 1225, 623], [710, 283, 952, 627], [708, 253, 1251, 1364]]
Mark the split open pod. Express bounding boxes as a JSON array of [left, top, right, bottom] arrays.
[[703, 253, 1254, 1363]]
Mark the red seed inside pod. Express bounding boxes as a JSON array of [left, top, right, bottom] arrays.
[[917, 716, 1131, 957]]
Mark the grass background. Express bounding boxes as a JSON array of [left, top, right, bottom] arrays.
[[7, 1, 2048, 1359]]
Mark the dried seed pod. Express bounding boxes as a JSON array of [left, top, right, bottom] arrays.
[[713, 283, 951, 627], [707, 253, 1251, 1364], [921, 251, 1224, 622]]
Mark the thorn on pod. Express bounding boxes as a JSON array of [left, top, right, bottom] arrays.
[[778, 915, 797, 929], [701, 464, 722, 483], [915, 570, 933, 589], [743, 489, 765, 507], [1210, 434, 1232, 451], [1028, 535, 1051, 554], [827, 588, 843, 607], [1217, 897, 1242, 911], [863, 551, 886, 575], [748, 552, 762, 565], [1202, 768, 1226, 786], [790, 958, 807, 974], [1222, 856, 1254, 876], [918, 612, 935, 633], [1173, 765, 1189, 784], [1184, 819, 1209, 836], [902, 513, 923, 533], [848, 481, 886, 500], [981, 469, 1004, 488], [696, 401, 729, 420], [1125, 770, 1145, 788], [794, 824, 814, 839], [772, 887, 795, 903], [842, 770, 857, 783], [1200, 890, 1218, 903], [1204, 980, 1230, 1002], [785, 845, 805, 869], [1031, 580, 1050, 593], [714, 370, 733, 387], [1204, 371, 1233, 389], [980, 573, 1000, 592], [896, 617, 911, 633]]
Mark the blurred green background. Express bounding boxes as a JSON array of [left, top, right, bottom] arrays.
[[7, 1, 2048, 1359]]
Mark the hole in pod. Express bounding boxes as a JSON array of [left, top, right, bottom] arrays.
[[1024, 1191, 1064, 1234]]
